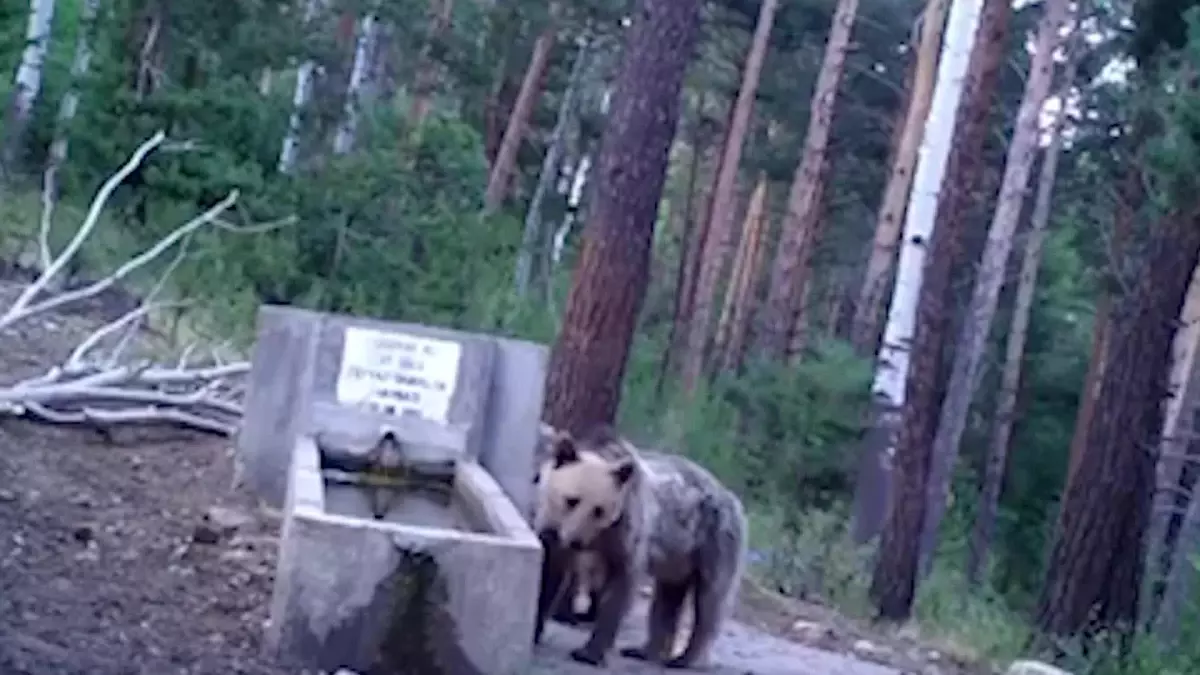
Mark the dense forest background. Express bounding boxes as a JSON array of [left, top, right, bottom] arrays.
[[4, 0, 1200, 672]]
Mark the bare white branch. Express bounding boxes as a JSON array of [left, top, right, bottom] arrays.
[[0, 132, 292, 440], [10, 190, 240, 324], [19, 400, 236, 437], [67, 300, 191, 370], [39, 160, 56, 273], [3, 131, 167, 326]]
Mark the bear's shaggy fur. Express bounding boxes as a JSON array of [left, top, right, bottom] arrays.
[[532, 425, 747, 669]]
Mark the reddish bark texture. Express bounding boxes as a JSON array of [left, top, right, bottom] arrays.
[[852, 0, 1010, 553], [758, 0, 858, 360], [1037, 206, 1200, 644], [679, 0, 779, 390], [911, 0, 1012, 572], [484, 24, 557, 212], [543, 0, 703, 435], [1065, 167, 1137, 487]]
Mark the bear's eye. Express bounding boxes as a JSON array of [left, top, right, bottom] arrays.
[[564, 497, 580, 510], [592, 506, 605, 519]]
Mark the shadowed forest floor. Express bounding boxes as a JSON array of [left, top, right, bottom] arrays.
[[0, 282, 985, 674]]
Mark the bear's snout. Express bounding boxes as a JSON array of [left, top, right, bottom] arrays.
[[538, 529, 560, 548]]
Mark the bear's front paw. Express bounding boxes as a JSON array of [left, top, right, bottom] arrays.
[[569, 646, 607, 666]]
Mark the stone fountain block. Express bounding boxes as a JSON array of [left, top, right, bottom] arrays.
[[267, 435, 542, 675], [237, 306, 546, 515]]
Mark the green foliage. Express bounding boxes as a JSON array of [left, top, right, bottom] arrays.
[[6, 0, 1200, 672]]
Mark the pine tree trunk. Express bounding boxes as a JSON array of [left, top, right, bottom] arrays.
[[715, 175, 768, 371], [849, 0, 950, 354], [1065, 167, 1138, 485], [483, 22, 557, 213], [867, 0, 991, 612], [542, 0, 702, 435], [849, 0, 983, 550], [966, 68, 1070, 585], [656, 97, 718, 399], [917, 0, 1071, 574], [1037, 205, 1200, 645], [726, 174, 771, 373], [757, 0, 859, 360], [408, 0, 455, 130], [679, 0, 779, 391]]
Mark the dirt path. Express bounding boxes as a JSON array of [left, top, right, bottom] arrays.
[[532, 603, 900, 674], [0, 284, 956, 674]]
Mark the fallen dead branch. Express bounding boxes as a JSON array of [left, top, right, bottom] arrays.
[[0, 131, 294, 437]]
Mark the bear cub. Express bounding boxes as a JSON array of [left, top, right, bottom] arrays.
[[531, 425, 748, 669]]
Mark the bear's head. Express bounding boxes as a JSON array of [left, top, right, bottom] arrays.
[[533, 432, 636, 551]]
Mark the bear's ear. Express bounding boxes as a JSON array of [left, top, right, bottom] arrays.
[[611, 459, 635, 486], [552, 436, 579, 467]]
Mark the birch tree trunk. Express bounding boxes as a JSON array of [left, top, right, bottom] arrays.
[[483, 22, 557, 213], [849, 0, 982, 549], [515, 36, 592, 298], [966, 68, 1072, 585], [679, 0, 779, 392], [1147, 260, 1200, 631], [333, 14, 378, 155], [756, 0, 859, 361], [46, 0, 101, 177], [849, 0, 950, 354], [543, 0, 703, 435], [552, 153, 592, 266], [918, 0, 1072, 570], [279, 0, 325, 173], [4, 0, 59, 175]]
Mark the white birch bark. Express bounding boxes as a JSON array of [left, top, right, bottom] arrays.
[[1148, 262, 1200, 632], [5, 0, 58, 169], [46, 0, 100, 174], [552, 153, 591, 265], [920, 0, 1072, 566], [332, 14, 378, 155], [851, 0, 983, 543], [278, 0, 325, 173], [515, 36, 592, 297]]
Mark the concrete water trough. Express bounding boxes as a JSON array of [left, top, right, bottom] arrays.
[[266, 432, 543, 675]]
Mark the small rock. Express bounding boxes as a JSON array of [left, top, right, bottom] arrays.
[[0, 489, 16, 502], [191, 523, 222, 545], [204, 505, 253, 533], [789, 619, 835, 643], [851, 638, 890, 660], [1006, 660, 1072, 675]]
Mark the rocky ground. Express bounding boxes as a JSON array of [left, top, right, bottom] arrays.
[[0, 281, 991, 674]]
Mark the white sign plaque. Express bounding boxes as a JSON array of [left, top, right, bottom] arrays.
[[335, 327, 462, 423]]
